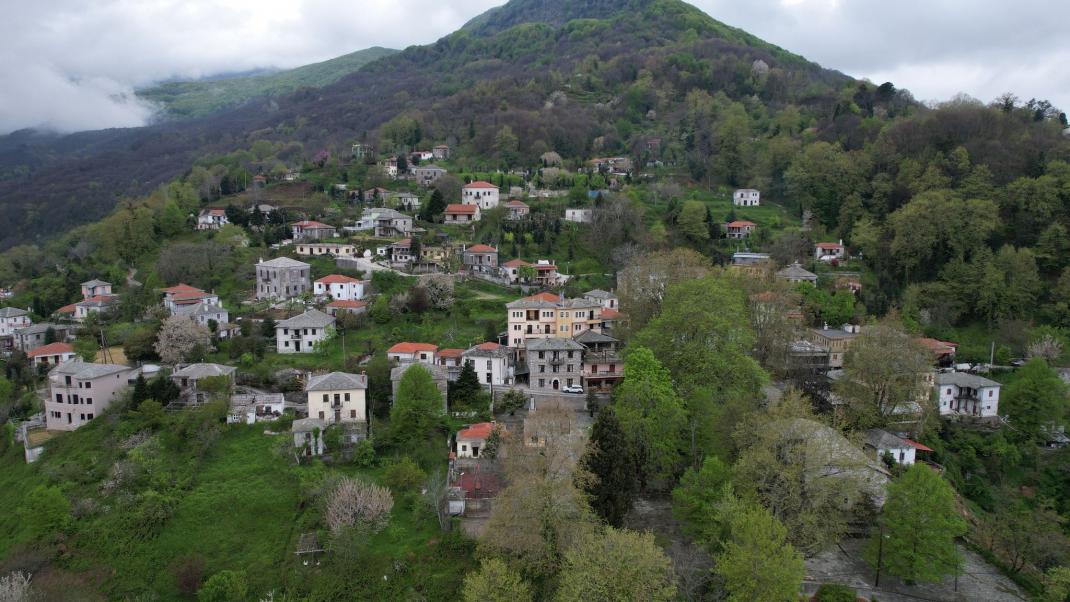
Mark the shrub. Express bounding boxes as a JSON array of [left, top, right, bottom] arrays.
[[353, 439, 376, 467], [383, 457, 426, 495], [814, 583, 857, 602], [324, 477, 393, 536], [0, 571, 33, 602], [198, 570, 248, 602]]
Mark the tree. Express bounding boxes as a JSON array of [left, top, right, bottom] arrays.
[[481, 401, 594, 579], [677, 200, 710, 243], [613, 347, 688, 486], [836, 320, 932, 428], [733, 391, 871, 553], [154, 316, 211, 364], [495, 125, 520, 168], [671, 455, 732, 545], [462, 558, 533, 602], [389, 364, 444, 443], [866, 464, 966, 584], [497, 388, 526, 415], [714, 499, 805, 602], [556, 528, 677, 602], [632, 275, 764, 397], [450, 361, 482, 410], [421, 188, 447, 222], [615, 249, 710, 334], [579, 406, 637, 527], [0, 571, 33, 602], [1002, 358, 1069, 443], [324, 477, 394, 536], [366, 351, 393, 419], [157, 200, 188, 237], [382, 456, 426, 496], [197, 570, 248, 602], [124, 325, 160, 362]]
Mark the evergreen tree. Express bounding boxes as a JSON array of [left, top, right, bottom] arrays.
[[43, 326, 56, 345], [260, 317, 276, 339], [422, 188, 446, 222], [579, 406, 638, 527], [1002, 358, 1069, 443], [865, 464, 967, 584], [131, 374, 149, 409], [390, 364, 444, 443], [366, 352, 393, 419], [449, 361, 482, 410]]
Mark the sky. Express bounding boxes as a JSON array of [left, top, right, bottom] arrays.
[[1, 0, 1068, 134]]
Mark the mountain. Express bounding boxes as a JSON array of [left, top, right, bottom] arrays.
[[0, 0, 860, 249], [137, 46, 398, 119]]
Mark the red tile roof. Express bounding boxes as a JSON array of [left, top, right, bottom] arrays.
[[816, 242, 844, 249], [466, 244, 497, 253], [27, 342, 74, 358], [388, 342, 438, 354], [293, 220, 332, 229], [55, 303, 77, 314], [727, 220, 756, 228], [161, 283, 204, 295], [327, 299, 368, 309], [458, 422, 496, 440], [902, 438, 934, 453], [316, 274, 361, 284], [502, 259, 532, 268], [505, 200, 529, 207], [917, 338, 958, 356], [437, 348, 464, 359], [475, 342, 502, 351], [600, 308, 623, 319], [445, 204, 477, 214], [524, 292, 561, 302], [464, 181, 498, 189]]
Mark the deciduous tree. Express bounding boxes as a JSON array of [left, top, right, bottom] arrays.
[[154, 316, 211, 364], [389, 364, 444, 443], [714, 497, 805, 602], [462, 558, 533, 602], [556, 528, 677, 602]]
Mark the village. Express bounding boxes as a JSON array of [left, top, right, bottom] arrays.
[[0, 136, 1065, 602]]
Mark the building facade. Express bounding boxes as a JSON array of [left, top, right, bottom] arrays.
[[733, 189, 760, 207], [256, 257, 312, 300], [462, 181, 500, 210], [306, 372, 368, 425], [526, 338, 585, 392], [46, 360, 135, 431], [275, 310, 335, 354]]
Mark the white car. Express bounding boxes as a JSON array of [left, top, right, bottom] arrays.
[[562, 385, 584, 395]]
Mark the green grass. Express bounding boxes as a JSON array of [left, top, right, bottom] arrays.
[[0, 418, 473, 600]]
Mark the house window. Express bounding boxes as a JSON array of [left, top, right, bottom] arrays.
[[350, 410, 357, 418], [538, 379, 545, 388], [85, 382, 92, 389], [344, 393, 350, 401], [946, 388, 952, 395], [318, 411, 325, 419], [988, 390, 993, 397], [323, 394, 329, 402], [87, 414, 93, 420], [461, 445, 467, 452], [486, 360, 492, 369]]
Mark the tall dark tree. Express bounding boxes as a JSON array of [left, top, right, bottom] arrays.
[[579, 406, 638, 527], [422, 189, 446, 222], [131, 374, 149, 409], [449, 361, 482, 410]]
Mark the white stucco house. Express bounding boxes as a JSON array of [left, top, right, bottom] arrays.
[[461, 342, 514, 386], [935, 372, 1001, 418], [564, 208, 593, 223], [462, 181, 500, 210], [387, 342, 438, 365], [275, 310, 335, 354], [314, 275, 367, 301], [0, 307, 31, 337], [864, 429, 922, 466], [46, 360, 136, 431], [306, 372, 368, 426], [733, 189, 760, 207]]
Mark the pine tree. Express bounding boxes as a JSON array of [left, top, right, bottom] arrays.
[[131, 374, 149, 409], [579, 406, 638, 527], [866, 464, 967, 584], [423, 188, 446, 222], [449, 361, 482, 410]]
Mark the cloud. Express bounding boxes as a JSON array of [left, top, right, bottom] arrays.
[[1, 0, 1069, 134]]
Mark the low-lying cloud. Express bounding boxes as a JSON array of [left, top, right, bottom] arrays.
[[1, 0, 1069, 135]]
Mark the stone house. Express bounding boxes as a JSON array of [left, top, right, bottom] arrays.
[[291, 220, 337, 241], [724, 220, 757, 239], [275, 309, 335, 354], [463, 244, 499, 274], [505, 200, 530, 220], [445, 204, 480, 224], [526, 338, 585, 392], [306, 372, 368, 426], [255, 257, 311, 300]]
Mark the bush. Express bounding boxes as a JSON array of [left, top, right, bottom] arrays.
[[353, 439, 376, 467], [197, 570, 248, 602], [814, 583, 857, 602], [383, 456, 426, 495], [324, 477, 394, 536]]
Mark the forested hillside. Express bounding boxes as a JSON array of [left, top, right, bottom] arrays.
[[0, 0, 850, 249], [137, 47, 398, 119]]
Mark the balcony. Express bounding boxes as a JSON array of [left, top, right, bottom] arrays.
[[584, 370, 623, 378], [291, 333, 304, 340], [549, 357, 564, 366]]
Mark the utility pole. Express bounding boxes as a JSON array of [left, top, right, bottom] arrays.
[[874, 524, 884, 588]]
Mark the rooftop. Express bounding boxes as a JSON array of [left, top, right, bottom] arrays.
[[446, 204, 477, 214], [326, 299, 368, 309], [583, 289, 616, 299], [777, 263, 818, 280], [277, 309, 335, 329], [458, 422, 497, 440], [26, 342, 74, 358], [80, 279, 111, 287], [172, 363, 236, 379], [388, 342, 438, 354], [935, 372, 1001, 389], [527, 337, 586, 352], [463, 342, 511, 358], [258, 257, 310, 269], [0, 307, 29, 318], [293, 220, 333, 229], [316, 274, 362, 284], [466, 244, 497, 253], [464, 181, 499, 189], [306, 371, 368, 391], [865, 429, 911, 451], [50, 359, 131, 380]]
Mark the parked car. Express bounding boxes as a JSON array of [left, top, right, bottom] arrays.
[[562, 385, 584, 394]]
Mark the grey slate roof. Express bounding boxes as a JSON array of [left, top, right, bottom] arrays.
[[776, 262, 818, 281], [50, 359, 130, 380], [277, 309, 335, 329], [0, 307, 29, 318], [306, 371, 368, 391], [292, 418, 326, 433], [463, 344, 512, 359], [812, 328, 859, 340], [259, 257, 310, 269], [935, 372, 1000, 389], [15, 323, 65, 336], [573, 330, 618, 345], [527, 337, 586, 352], [80, 279, 111, 287], [583, 289, 616, 299], [174, 304, 228, 318], [865, 429, 910, 450], [365, 207, 408, 220], [172, 363, 236, 379]]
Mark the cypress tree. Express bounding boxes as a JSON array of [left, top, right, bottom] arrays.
[[450, 361, 482, 410], [579, 406, 638, 527]]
